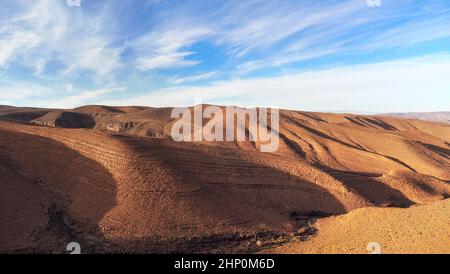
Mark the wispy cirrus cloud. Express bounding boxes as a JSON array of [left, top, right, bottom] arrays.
[[0, 0, 123, 80], [212, 0, 365, 58], [0, 29, 40, 68], [168, 71, 219, 85], [131, 25, 211, 70], [130, 0, 450, 75], [229, 1, 450, 73], [362, 11, 450, 51]]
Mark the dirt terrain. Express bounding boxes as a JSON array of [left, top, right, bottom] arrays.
[[264, 199, 450, 254], [0, 105, 449, 253]]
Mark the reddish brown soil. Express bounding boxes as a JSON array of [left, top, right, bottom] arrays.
[[0, 105, 449, 253]]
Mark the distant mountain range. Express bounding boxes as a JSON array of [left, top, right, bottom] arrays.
[[380, 112, 450, 124]]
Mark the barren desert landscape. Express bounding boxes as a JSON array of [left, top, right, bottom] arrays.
[[0, 105, 449, 254], [2, 0, 450, 260]]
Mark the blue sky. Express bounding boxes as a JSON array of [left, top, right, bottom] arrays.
[[0, 0, 450, 112]]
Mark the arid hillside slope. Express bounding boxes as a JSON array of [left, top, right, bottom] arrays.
[[264, 199, 450, 254], [0, 105, 449, 253]]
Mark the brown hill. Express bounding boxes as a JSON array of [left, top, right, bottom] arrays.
[[32, 111, 96, 128], [0, 105, 449, 253], [0, 105, 51, 122], [263, 199, 450, 254]]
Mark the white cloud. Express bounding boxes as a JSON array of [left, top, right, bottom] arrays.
[[127, 1, 370, 71], [362, 14, 450, 51], [215, 1, 450, 73], [237, 49, 338, 74], [0, 75, 126, 109], [2, 0, 450, 78], [135, 52, 200, 71], [0, 82, 51, 103], [131, 25, 211, 70], [169, 71, 219, 85], [0, 30, 40, 68], [213, 0, 365, 58], [0, 0, 123, 80], [103, 54, 450, 113]]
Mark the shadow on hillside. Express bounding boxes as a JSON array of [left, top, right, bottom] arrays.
[[317, 167, 414, 208], [418, 142, 450, 160], [0, 128, 117, 254], [107, 135, 348, 253], [54, 112, 97, 129]]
